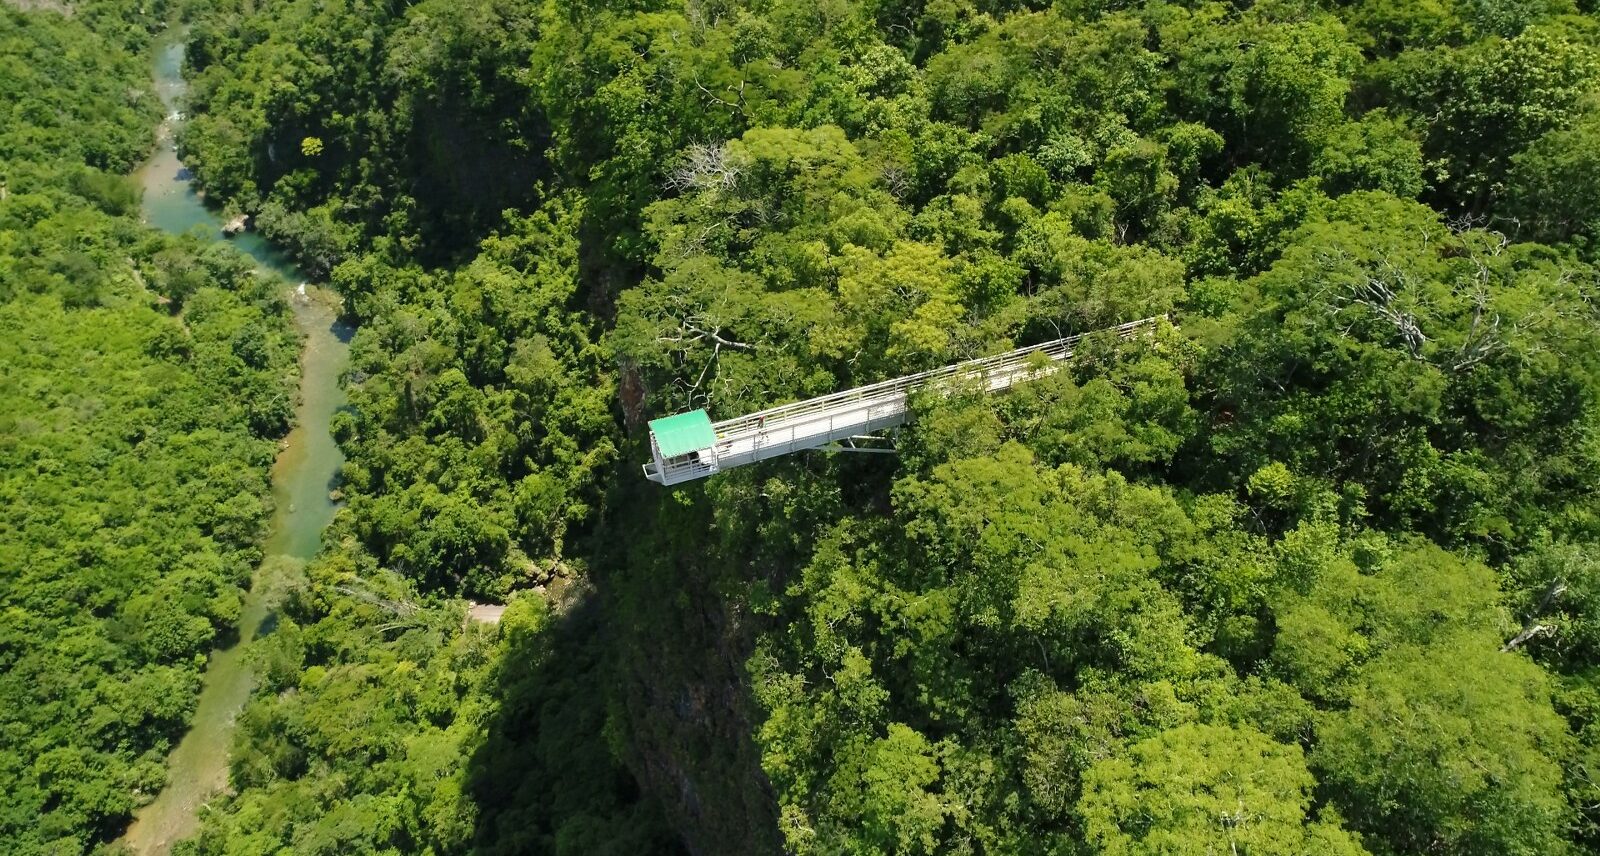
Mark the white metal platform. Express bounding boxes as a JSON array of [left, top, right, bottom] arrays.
[[643, 317, 1163, 485]]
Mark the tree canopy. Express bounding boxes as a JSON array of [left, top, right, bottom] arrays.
[[0, 6, 298, 854], [10, 0, 1600, 853]]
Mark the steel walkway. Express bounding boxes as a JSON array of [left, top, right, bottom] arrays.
[[644, 316, 1163, 485]]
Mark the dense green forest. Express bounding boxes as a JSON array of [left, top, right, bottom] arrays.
[[8, 0, 1600, 853], [0, 4, 299, 854], [167, 0, 1600, 852]]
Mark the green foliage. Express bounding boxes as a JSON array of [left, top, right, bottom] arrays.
[[1167, 5, 1362, 174], [333, 197, 614, 597], [1315, 640, 1572, 855], [1197, 192, 1600, 546], [1079, 723, 1368, 856], [1377, 27, 1600, 210], [0, 8, 296, 854], [1506, 111, 1600, 242], [1310, 110, 1426, 198], [0, 7, 156, 174], [179, 555, 679, 856], [182, 0, 551, 263], [151, 0, 1600, 852]]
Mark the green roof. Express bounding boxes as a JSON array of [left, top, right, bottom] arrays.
[[649, 409, 717, 458]]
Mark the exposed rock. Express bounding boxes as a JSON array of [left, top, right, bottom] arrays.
[[465, 601, 507, 624], [617, 560, 781, 854], [2, 0, 74, 16], [221, 213, 249, 236]]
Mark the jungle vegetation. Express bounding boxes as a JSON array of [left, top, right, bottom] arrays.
[[170, 0, 1600, 852], [8, 0, 1600, 854], [0, 4, 299, 854]]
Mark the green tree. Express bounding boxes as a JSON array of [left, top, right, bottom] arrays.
[[1315, 640, 1572, 855], [1506, 112, 1600, 242], [1168, 7, 1360, 173], [1382, 28, 1598, 210], [1079, 723, 1368, 856]]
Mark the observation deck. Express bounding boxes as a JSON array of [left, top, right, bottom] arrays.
[[643, 316, 1164, 485]]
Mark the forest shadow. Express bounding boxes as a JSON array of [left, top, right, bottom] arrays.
[[463, 590, 687, 856], [461, 447, 852, 856]]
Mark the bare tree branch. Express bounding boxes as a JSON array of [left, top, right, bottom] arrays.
[[665, 141, 743, 194], [1502, 623, 1557, 653], [1326, 255, 1428, 359], [1503, 579, 1569, 653], [657, 317, 754, 351], [690, 73, 747, 118]]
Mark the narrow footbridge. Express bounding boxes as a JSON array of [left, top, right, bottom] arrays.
[[643, 316, 1164, 485]]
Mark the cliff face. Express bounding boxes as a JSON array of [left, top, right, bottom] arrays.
[[600, 478, 784, 856], [619, 579, 778, 855]]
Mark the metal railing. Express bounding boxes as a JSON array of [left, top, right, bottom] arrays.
[[644, 453, 720, 485], [643, 316, 1166, 484], [708, 316, 1164, 440]]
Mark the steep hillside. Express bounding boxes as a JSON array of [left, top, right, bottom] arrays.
[[171, 1, 1600, 854], [0, 6, 299, 854]]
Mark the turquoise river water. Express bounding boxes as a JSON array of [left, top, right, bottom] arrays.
[[116, 35, 352, 855]]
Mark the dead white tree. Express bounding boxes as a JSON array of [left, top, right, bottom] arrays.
[[1452, 238, 1506, 372], [335, 576, 431, 635], [1325, 254, 1429, 359], [655, 292, 757, 410], [655, 309, 756, 354], [1503, 578, 1570, 653], [1450, 232, 1572, 373], [881, 164, 910, 199], [665, 141, 743, 194]]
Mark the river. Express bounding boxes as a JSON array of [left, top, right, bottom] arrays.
[[116, 34, 352, 855]]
